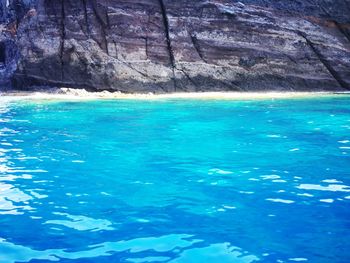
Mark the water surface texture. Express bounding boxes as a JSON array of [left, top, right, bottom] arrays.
[[0, 96, 350, 262]]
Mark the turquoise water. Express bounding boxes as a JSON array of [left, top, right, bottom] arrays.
[[0, 96, 350, 263]]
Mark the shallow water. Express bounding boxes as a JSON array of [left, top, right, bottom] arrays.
[[0, 96, 350, 262]]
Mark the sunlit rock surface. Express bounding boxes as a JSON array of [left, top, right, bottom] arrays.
[[0, 0, 350, 92]]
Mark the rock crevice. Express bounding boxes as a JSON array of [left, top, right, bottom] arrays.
[[299, 32, 350, 90], [158, 0, 177, 92]]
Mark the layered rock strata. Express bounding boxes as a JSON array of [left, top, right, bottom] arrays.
[[0, 0, 349, 92]]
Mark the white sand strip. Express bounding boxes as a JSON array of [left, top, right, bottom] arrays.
[[1, 88, 349, 101]]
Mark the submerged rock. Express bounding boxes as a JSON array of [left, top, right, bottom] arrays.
[[0, 0, 349, 92]]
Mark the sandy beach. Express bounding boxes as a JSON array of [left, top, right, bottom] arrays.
[[1, 88, 349, 101]]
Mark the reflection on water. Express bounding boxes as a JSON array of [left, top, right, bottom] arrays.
[[0, 97, 350, 262], [0, 182, 33, 215], [45, 212, 115, 232], [170, 243, 259, 263], [265, 198, 295, 204], [0, 234, 259, 263], [297, 183, 350, 192]]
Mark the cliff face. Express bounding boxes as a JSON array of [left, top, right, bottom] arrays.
[[0, 0, 350, 92]]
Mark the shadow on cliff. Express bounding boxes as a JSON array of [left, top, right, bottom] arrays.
[[10, 53, 346, 93]]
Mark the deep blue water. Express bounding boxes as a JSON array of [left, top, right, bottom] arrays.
[[0, 96, 350, 263]]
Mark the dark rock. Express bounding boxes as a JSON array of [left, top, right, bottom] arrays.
[[0, 0, 349, 92]]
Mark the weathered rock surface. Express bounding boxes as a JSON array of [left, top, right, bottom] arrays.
[[0, 0, 350, 92]]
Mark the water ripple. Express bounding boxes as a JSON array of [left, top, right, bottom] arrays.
[[1, 97, 350, 262], [0, 183, 33, 215], [44, 212, 115, 232], [297, 184, 350, 192], [0, 234, 205, 262]]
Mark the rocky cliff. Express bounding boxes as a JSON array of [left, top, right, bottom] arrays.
[[0, 0, 350, 93]]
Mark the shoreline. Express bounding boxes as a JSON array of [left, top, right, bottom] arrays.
[[1, 88, 350, 101]]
